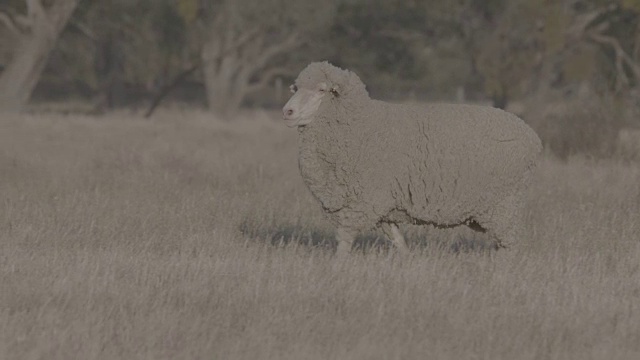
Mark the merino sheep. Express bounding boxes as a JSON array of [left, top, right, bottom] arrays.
[[282, 61, 542, 255]]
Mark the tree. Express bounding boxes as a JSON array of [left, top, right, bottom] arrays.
[[566, 1, 640, 93], [329, 0, 462, 95], [0, 0, 79, 112], [66, 0, 174, 112], [328, 0, 511, 100], [197, 0, 333, 118], [474, 0, 552, 108]]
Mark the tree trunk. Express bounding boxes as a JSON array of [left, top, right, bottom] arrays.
[[93, 32, 125, 112], [0, 0, 79, 112], [0, 34, 53, 111], [201, 42, 243, 119], [203, 77, 242, 119], [200, 21, 300, 120]]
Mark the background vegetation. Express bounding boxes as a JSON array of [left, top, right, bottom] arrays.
[[2, 0, 640, 157]]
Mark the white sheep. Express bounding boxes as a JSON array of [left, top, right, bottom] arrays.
[[283, 62, 542, 255]]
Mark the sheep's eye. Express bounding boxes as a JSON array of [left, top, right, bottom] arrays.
[[290, 84, 298, 93], [330, 88, 340, 97]]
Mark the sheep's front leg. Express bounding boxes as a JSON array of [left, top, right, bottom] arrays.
[[381, 222, 410, 254], [336, 227, 355, 256]]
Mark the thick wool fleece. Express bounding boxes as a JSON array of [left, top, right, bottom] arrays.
[[295, 62, 542, 247]]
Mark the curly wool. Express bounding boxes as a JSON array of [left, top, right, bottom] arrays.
[[295, 62, 542, 247]]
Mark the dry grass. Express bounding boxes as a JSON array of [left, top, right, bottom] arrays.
[[1, 110, 640, 360]]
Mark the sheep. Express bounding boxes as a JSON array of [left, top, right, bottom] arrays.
[[282, 61, 542, 255]]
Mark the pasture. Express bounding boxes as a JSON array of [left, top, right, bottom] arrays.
[[1, 111, 639, 359]]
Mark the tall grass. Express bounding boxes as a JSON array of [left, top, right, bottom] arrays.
[[1, 110, 639, 359]]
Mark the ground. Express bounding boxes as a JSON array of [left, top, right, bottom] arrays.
[[1, 110, 639, 360]]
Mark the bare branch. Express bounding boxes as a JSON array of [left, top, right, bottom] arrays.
[[230, 31, 301, 99], [0, 5, 32, 33], [146, 28, 268, 117], [13, 13, 31, 28], [564, 3, 640, 91], [566, 5, 617, 40], [251, 32, 301, 71], [245, 66, 296, 94], [589, 31, 640, 87], [26, 0, 46, 22], [68, 19, 97, 42], [202, 28, 262, 64], [144, 63, 200, 118], [0, 10, 21, 35], [48, 0, 81, 24], [235, 27, 262, 51]]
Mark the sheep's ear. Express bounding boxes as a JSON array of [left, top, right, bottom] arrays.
[[330, 85, 340, 97]]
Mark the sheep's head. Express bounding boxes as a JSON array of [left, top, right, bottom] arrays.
[[282, 61, 367, 128], [282, 81, 339, 127]]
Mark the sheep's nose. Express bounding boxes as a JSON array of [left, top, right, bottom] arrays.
[[283, 108, 294, 119]]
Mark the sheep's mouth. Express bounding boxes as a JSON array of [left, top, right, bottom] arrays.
[[283, 115, 314, 128], [283, 117, 301, 128]]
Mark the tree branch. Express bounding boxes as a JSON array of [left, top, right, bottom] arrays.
[[0, 5, 32, 33], [566, 4, 618, 41], [244, 66, 296, 94], [202, 27, 261, 62], [0, 10, 21, 35], [144, 63, 200, 118], [145, 29, 266, 117], [26, 0, 46, 22], [589, 31, 640, 88], [251, 32, 301, 71], [231, 31, 301, 101], [49, 0, 81, 25], [68, 19, 96, 42]]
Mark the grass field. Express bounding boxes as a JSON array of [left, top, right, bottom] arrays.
[[1, 110, 640, 360]]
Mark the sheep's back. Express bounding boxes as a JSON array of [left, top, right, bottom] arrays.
[[353, 102, 541, 223]]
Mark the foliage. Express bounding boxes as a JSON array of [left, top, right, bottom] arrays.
[[2, 0, 640, 128], [193, 0, 335, 117], [331, 0, 430, 79]]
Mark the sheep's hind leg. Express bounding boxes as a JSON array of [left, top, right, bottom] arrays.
[[488, 221, 522, 250], [335, 227, 356, 257], [381, 223, 410, 254], [481, 193, 526, 250]]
